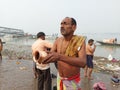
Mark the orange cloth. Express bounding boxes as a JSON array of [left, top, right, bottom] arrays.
[[65, 35, 85, 57]]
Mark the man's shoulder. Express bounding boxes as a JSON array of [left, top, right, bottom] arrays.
[[72, 35, 86, 44], [32, 39, 40, 44], [55, 37, 63, 42], [75, 35, 86, 39], [57, 36, 63, 39], [32, 39, 42, 47], [44, 40, 52, 44]]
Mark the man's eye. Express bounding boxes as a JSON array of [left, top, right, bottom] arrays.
[[64, 22, 69, 25], [62, 22, 66, 24], [61, 22, 70, 25]]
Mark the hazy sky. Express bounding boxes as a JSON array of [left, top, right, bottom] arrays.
[[0, 0, 120, 35]]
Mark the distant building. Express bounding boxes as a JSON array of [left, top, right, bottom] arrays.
[[0, 26, 24, 37]]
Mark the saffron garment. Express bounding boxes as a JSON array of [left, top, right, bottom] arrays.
[[65, 35, 85, 57]]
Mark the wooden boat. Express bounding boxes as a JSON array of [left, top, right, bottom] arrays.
[[96, 41, 120, 46]]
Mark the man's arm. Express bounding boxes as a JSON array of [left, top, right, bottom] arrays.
[[42, 41, 86, 68], [51, 39, 57, 52], [43, 40, 53, 53], [51, 39, 58, 69]]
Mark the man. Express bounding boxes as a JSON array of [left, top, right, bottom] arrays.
[[84, 39, 96, 80], [32, 32, 53, 90], [0, 38, 3, 60], [42, 17, 86, 90]]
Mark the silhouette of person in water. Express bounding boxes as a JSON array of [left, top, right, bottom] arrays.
[[0, 38, 3, 60]]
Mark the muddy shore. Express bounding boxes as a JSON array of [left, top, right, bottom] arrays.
[[0, 58, 120, 90], [0, 44, 120, 90]]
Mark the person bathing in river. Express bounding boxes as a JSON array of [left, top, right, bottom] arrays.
[[84, 39, 96, 80]]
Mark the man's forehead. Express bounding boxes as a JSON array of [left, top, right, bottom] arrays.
[[62, 17, 71, 22]]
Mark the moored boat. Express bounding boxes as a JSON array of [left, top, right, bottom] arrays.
[[96, 41, 120, 46]]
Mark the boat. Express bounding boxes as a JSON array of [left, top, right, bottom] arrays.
[[96, 41, 120, 46]]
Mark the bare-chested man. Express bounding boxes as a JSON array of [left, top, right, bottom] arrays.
[[42, 17, 86, 90], [32, 32, 53, 90], [84, 39, 96, 80]]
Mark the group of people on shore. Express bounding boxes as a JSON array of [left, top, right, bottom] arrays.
[[31, 17, 96, 90]]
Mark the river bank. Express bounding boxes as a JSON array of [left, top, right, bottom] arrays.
[[0, 43, 120, 90], [0, 58, 120, 90]]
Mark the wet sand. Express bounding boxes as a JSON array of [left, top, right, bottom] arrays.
[[0, 58, 120, 90], [0, 59, 37, 90]]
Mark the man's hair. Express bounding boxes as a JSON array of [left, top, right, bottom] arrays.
[[65, 17, 77, 26], [88, 39, 94, 43], [37, 32, 45, 38], [71, 18, 77, 26]]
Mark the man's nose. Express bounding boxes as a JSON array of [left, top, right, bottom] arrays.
[[61, 24, 64, 27]]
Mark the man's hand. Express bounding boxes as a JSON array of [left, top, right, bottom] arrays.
[[42, 52, 60, 64], [94, 44, 96, 48]]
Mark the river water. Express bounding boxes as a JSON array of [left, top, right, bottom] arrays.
[[83, 33, 120, 60], [2, 33, 120, 60]]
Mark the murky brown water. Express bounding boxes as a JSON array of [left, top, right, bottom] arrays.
[[0, 58, 120, 90]]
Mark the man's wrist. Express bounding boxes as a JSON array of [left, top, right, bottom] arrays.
[[58, 54, 61, 61]]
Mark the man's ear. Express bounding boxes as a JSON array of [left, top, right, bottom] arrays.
[[72, 25, 76, 32]]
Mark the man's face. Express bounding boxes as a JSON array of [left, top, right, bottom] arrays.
[[41, 36, 45, 40], [89, 42, 94, 46], [60, 17, 76, 36]]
